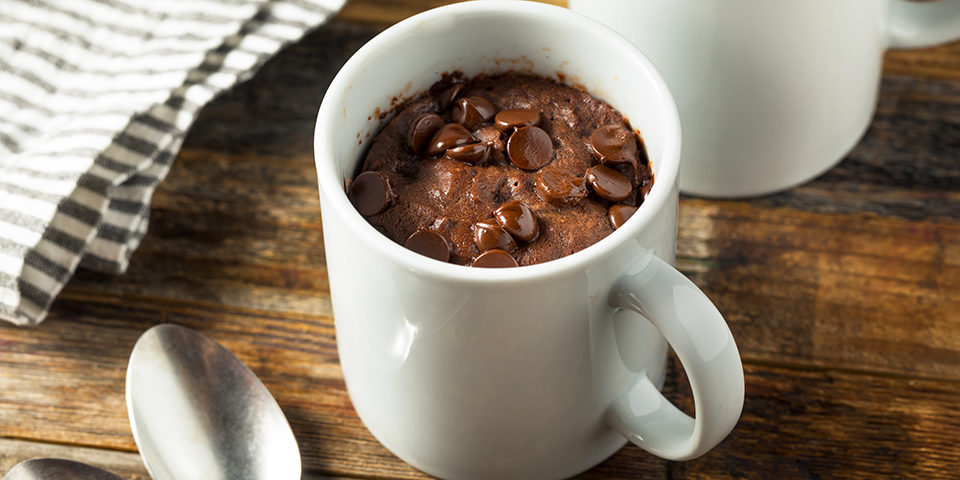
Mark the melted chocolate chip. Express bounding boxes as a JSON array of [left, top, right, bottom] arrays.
[[493, 200, 538, 242], [406, 113, 445, 155], [435, 83, 467, 111], [347, 171, 394, 216], [452, 96, 497, 130], [445, 143, 491, 165], [590, 126, 639, 182], [495, 109, 540, 130], [640, 180, 653, 202], [472, 249, 519, 268], [405, 230, 451, 262], [474, 218, 517, 253], [590, 125, 638, 164], [507, 126, 554, 171], [608, 204, 638, 229], [586, 165, 633, 202], [425, 123, 475, 157], [536, 168, 587, 206]]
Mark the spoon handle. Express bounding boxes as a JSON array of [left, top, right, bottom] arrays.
[[4, 458, 127, 480]]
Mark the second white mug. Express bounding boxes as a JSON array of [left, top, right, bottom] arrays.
[[570, 0, 960, 198]]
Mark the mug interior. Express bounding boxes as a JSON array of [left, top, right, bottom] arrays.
[[315, 1, 681, 281]]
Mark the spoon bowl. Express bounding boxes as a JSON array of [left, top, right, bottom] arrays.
[[4, 458, 125, 480], [125, 324, 300, 480]]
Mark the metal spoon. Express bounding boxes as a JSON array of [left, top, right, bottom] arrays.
[[125, 324, 300, 480], [4, 458, 125, 480]]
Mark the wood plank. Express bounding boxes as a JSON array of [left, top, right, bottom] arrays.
[[5, 299, 960, 479], [673, 72, 960, 381], [0, 298, 393, 479], [0, 298, 664, 479], [0, 304, 157, 451], [886, 42, 960, 81], [784, 75, 960, 215], [0, 437, 351, 480], [336, 0, 568, 26], [677, 199, 960, 381], [0, 438, 150, 480], [669, 362, 960, 479], [67, 149, 332, 317]]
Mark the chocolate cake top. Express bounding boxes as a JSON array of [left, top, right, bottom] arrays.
[[349, 73, 653, 267]]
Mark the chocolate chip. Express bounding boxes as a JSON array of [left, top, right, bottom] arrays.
[[474, 218, 517, 253], [536, 168, 587, 206], [609, 204, 638, 229], [590, 128, 637, 182], [407, 113, 445, 155], [405, 230, 451, 262], [586, 164, 633, 202], [425, 123, 475, 157], [348, 171, 394, 216], [472, 249, 519, 268], [507, 126, 553, 171], [452, 96, 497, 130], [590, 125, 638, 163], [435, 83, 467, 111], [493, 200, 538, 242], [495, 109, 540, 130], [445, 143, 491, 165]]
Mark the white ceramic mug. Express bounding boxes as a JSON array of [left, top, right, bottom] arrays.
[[570, 0, 960, 198], [314, 3, 744, 479]]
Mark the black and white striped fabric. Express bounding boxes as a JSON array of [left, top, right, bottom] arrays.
[[0, 0, 346, 326]]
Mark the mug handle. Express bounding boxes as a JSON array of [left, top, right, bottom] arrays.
[[606, 253, 744, 461], [888, 0, 960, 49]]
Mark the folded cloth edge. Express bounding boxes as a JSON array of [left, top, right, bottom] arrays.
[[0, 0, 348, 326]]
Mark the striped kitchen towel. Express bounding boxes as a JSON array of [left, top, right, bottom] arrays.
[[0, 0, 346, 326]]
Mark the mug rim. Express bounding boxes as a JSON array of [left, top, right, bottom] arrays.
[[314, 0, 682, 285]]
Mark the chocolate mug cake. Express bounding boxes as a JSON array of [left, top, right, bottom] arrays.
[[347, 72, 653, 267]]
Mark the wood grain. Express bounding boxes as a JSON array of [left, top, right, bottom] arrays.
[[0, 438, 151, 480], [6, 303, 960, 479], [0, 438, 350, 480], [669, 363, 960, 480], [338, 0, 567, 25], [677, 198, 960, 381], [1, 4, 960, 480], [886, 41, 960, 81]]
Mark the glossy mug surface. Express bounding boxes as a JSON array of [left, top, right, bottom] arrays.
[[314, 3, 744, 479], [571, 0, 960, 198]]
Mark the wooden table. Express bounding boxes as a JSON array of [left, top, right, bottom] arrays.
[[2, 1, 959, 478]]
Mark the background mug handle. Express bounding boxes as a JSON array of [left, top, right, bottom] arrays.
[[607, 253, 744, 461], [888, 0, 960, 48]]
